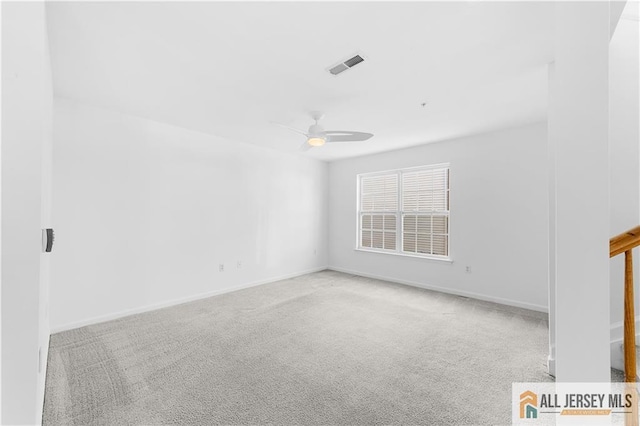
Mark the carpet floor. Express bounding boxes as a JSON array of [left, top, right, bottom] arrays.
[[43, 270, 553, 425]]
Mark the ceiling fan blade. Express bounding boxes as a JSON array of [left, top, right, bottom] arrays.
[[271, 121, 309, 137], [299, 141, 312, 151], [324, 131, 373, 142]]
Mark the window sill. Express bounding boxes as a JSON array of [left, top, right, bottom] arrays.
[[354, 248, 453, 263]]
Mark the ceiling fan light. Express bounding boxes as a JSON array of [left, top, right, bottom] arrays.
[[308, 137, 326, 147]]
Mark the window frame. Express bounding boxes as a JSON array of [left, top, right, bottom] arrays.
[[355, 163, 451, 262]]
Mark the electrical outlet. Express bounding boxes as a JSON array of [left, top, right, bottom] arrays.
[[465, 266, 471, 273], [219, 264, 224, 272], [237, 261, 242, 269]]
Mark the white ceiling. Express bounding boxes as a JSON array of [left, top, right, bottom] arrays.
[[46, 2, 554, 161]]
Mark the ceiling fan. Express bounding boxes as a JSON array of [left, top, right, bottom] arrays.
[[274, 112, 373, 151]]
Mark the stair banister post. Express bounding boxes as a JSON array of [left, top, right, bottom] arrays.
[[624, 249, 638, 426], [624, 249, 636, 382]]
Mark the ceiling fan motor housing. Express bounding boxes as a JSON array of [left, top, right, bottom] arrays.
[[308, 123, 325, 137]]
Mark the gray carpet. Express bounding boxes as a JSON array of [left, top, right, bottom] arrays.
[[43, 270, 553, 425]]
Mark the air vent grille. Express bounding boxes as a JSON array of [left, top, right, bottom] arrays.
[[329, 63, 349, 75], [328, 54, 365, 76], [344, 55, 364, 68]]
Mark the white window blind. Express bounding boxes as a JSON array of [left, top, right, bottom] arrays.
[[401, 167, 449, 256], [358, 164, 450, 259], [359, 174, 398, 251]]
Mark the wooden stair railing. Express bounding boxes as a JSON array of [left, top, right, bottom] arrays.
[[610, 225, 640, 426]]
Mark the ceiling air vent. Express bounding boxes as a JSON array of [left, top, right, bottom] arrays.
[[329, 63, 349, 75], [328, 54, 365, 76]]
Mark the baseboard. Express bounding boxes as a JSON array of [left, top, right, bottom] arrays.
[[36, 331, 50, 425], [327, 266, 549, 313], [610, 318, 640, 343], [51, 266, 328, 333], [547, 355, 556, 378], [610, 318, 640, 371]]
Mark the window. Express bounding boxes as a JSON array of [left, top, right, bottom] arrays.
[[358, 164, 450, 259]]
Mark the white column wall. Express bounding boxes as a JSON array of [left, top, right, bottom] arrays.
[[547, 63, 557, 376], [1, 2, 53, 423], [552, 1, 611, 382]]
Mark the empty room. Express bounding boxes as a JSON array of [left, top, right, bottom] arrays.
[[2, 1, 639, 425]]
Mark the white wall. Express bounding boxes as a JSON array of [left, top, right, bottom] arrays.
[[546, 63, 557, 375], [37, 7, 54, 421], [608, 7, 640, 370], [51, 98, 328, 331], [551, 1, 611, 382], [328, 122, 549, 312], [1, 2, 53, 424]]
